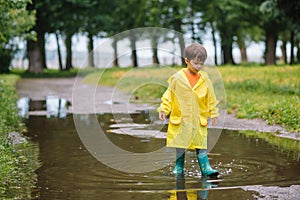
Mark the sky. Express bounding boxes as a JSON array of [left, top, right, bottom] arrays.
[[45, 33, 265, 65], [13, 29, 292, 69]]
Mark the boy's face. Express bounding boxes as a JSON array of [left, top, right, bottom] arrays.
[[185, 58, 204, 73]]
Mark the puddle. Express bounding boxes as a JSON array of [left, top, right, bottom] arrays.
[[20, 111, 300, 200], [17, 96, 71, 118]]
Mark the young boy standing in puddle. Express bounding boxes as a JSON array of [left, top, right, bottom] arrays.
[[158, 43, 219, 177]]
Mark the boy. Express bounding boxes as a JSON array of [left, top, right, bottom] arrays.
[[157, 43, 219, 177]]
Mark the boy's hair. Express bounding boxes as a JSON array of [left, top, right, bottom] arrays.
[[184, 43, 207, 62]]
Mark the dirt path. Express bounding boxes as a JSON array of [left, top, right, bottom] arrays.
[[16, 77, 151, 114], [16, 77, 299, 140]]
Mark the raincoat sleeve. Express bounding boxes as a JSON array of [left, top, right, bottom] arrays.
[[157, 77, 174, 115], [207, 78, 219, 118]]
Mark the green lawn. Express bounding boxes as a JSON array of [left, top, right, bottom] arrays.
[[220, 66, 300, 132], [82, 65, 300, 132], [0, 74, 39, 199]]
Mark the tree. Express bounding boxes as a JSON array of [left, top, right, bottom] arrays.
[[279, 30, 290, 64], [110, 0, 148, 67], [191, 0, 219, 64], [80, 0, 115, 68], [31, 0, 86, 71], [26, 0, 50, 73], [0, 0, 35, 73], [60, 0, 87, 70], [259, 0, 285, 65], [193, 0, 250, 65], [144, 1, 164, 65], [277, 0, 300, 64], [233, 0, 264, 64], [55, 32, 63, 70], [160, 0, 187, 65], [106, 7, 123, 67]]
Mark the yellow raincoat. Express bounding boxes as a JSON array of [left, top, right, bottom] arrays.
[[157, 69, 219, 149]]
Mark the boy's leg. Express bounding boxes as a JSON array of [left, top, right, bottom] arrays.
[[196, 149, 218, 177], [173, 148, 185, 174]]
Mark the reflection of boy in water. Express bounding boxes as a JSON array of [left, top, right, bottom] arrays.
[[168, 174, 216, 200], [158, 43, 219, 177]]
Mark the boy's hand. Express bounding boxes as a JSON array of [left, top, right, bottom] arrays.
[[159, 111, 166, 121], [211, 117, 218, 126]]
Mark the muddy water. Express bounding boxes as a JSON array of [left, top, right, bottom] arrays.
[[24, 113, 300, 200]]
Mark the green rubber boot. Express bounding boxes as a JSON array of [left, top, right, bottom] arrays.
[[196, 149, 218, 177], [173, 148, 185, 174]]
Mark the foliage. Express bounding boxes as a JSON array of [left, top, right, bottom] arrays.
[[192, 0, 255, 64], [0, 0, 35, 73], [0, 0, 35, 44], [83, 65, 300, 132], [0, 74, 39, 199], [277, 0, 300, 30], [2, 0, 300, 74]]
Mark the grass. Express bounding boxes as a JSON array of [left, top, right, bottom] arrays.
[[81, 66, 179, 101], [219, 66, 300, 132], [82, 65, 300, 132], [11, 68, 81, 78], [0, 74, 23, 135], [0, 74, 39, 199]]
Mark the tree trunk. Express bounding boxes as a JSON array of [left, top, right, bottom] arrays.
[[173, 4, 185, 66], [32, 0, 47, 70], [129, 30, 138, 67], [221, 44, 228, 64], [191, 21, 196, 42], [112, 38, 119, 67], [210, 22, 218, 65], [26, 13, 46, 73], [172, 38, 176, 66], [27, 40, 44, 73], [178, 34, 185, 66], [189, 0, 197, 42], [39, 32, 47, 69], [151, 34, 160, 65], [65, 33, 73, 70], [290, 30, 295, 65], [296, 42, 300, 63], [221, 40, 235, 65], [220, 29, 235, 65], [55, 32, 63, 71], [265, 32, 277, 65], [88, 33, 95, 67], [280, 40, 287, 64], [231, 44, 235, 65], [239, 44, 248, 63]]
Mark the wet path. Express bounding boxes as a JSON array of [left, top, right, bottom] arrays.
[[16, 77, 151, 114], [16, 78, 294, 135], [24, 113, 300, 200], [16, 78, 300, 199]]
